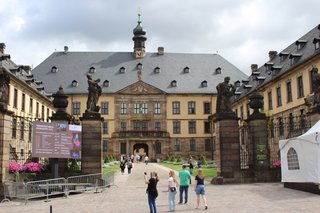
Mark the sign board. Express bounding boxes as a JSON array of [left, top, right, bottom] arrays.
[[32, 121, 82, 159]]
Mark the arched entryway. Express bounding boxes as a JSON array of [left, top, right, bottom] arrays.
[[133, 143, 149, 158]]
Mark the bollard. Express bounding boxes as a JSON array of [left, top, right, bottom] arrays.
[[50, 205, 52, 213]]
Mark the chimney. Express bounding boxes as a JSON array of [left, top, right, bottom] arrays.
[[268, 51, 277, 61], [64, 46, 69, 54], [158, 47, 164, 55], [0, 43, 6, 54], [251, 64, 258, 73]]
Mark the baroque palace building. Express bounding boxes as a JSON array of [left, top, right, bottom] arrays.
[[32, 17, 248, 161], [0, 43, 54, 165], [233, 24, 320, 164]]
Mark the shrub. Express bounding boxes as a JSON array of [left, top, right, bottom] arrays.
[[176, 155, 183, 162], [200, 155, 208, 166]]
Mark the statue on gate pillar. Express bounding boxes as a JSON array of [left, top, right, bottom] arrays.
[[216, 76, 237, 119], [86, 74, 102, 113]]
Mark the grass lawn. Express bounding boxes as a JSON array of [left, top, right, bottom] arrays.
[[103, 164, 120, 174], [158, 162, 217, 180]]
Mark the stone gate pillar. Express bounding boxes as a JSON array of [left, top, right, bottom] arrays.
[[80, 113, 103, 174], [51, 86, 72, 178], [248, 92, 270, 181]]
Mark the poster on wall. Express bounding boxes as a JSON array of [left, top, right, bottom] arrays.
[[32, 121, 82, 159]]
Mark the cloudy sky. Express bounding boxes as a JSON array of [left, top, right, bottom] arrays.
[[1, 0, 320, 75]]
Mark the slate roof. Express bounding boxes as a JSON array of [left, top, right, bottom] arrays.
[[32, 51, 248, 94], [0, 49, 52, 101], [234, 24, 320, 101]]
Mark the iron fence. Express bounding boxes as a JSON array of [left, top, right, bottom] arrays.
[[1, 171, 115, 204]]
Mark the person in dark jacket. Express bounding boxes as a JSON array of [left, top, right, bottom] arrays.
[[120, 160, 126, 174], [144, 171, 159, 213]]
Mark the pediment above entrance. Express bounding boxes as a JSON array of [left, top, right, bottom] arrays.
[[117, 81, 166, 95]]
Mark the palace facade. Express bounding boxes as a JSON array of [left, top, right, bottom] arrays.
[[32, 17, 248, 161]]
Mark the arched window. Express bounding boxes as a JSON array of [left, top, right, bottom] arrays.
[[103, 80, 110, 87], [51, 66, 58, 73], [215, 67, 221, 74], [171, 80, 177, 87], [201, 80, 208, 87], [287, 147, 300, 170], [154, 67, 161, 73], [89, 66, 96, 73], [71, 80, 78, 87], [119, 67, 126, 73], [137, 63, 143, 70], [183, 67, 190, 73]]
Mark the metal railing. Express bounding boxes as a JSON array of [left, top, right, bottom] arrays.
[[1, 171, 115, 204]]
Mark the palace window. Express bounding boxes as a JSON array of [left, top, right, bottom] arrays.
[[72, 102, 81, 115], [120, 102, 127, 114], [120, 122, 126, 131], [103, 140, 108, 152], [172, 101, 180, 114], [188, 101, 196, 114], [171, 80, 177, 87], [119, 67, 126, 73], [20, 121, 24, 140], [103, 80, 110, 87], [101, 102, 109, 115], [174, 139, 180, 152], [154, 102, 161, 114], [13, 88, 18, 108], [276, 87, 282, 107], [188, 121, 196, 134], [89, 66, 96, 73], [297, 76, 304, 98], [201, 80, 208, 87], [215, 67, 221, 74], [21, 93, 25, 112], [287, 147, 300, 170], [102, 122, 108, 134], [29, 98, 33, 114], [183, 67, 190, 73], [120, 143, 126, 154], [203, 102, 211, 114], [204, 121, 211, 134], [173, 121, 181, 134], [155, 122, 161, 131], [12, 118, 17, 138], [155, 141, 161, 154], [268, 91, 273, 110], [71, 80, 78, 87], [286, 81, 293, 103], [154, 67, 161, 73], [190, 139, 196, 152], [205, 139, 212, 151], [134, 102, 148, 114]]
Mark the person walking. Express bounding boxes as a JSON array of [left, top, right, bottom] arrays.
[[178, 165, 192, 204], [189, 158, 194, 175], [144, 155, 149, 165], [194, 169, 208, 210], [127, 160, 133, 174], [144, 171, 159, 213], [120, 160, 126, 174], [168, 170, 179, 212]]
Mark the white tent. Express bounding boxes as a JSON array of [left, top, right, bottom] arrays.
[[279, 120, 320, 183]]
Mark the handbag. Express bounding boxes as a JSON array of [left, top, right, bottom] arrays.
[[170, 187, 176, 192]]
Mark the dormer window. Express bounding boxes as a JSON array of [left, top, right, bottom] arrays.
[[215, 67, 221, 74], [234, 80, 241, 87], [289, 53, 302, 65], [51, 66, 58, 73], [71, 80, 78, 87], [119, 67, 126, 73], [279, 52, 289, 62], [264, 62, 274, 71], [103, 80, 110, 87], [137, 63, 143, 70], [313, 38, 320, 50], [183, 67, 190, 73], [154, 67, 161, 73], [89, 66, 96, 73], [201, 80, 208, 87], [171, 80, 177, 87], [296, 40, 307, 50]]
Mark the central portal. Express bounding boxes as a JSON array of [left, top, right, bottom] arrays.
[[133, 143, 149, 158]]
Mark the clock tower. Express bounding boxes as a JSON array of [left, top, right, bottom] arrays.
[[132, 13, 147, 58]]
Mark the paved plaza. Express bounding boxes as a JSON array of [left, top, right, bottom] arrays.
[[1, 163, 320, 213]]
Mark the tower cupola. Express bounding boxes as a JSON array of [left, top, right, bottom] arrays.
[[132, 13, 147, 58]]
